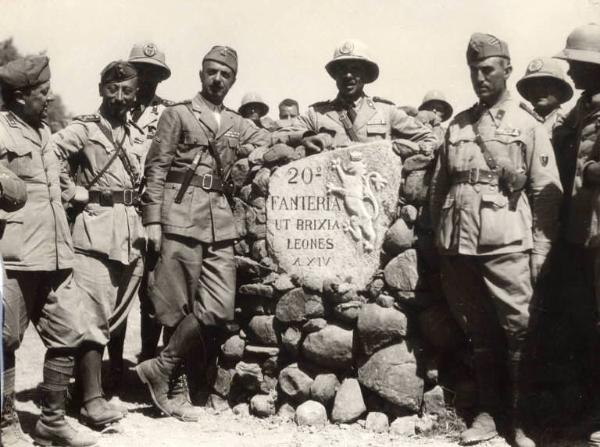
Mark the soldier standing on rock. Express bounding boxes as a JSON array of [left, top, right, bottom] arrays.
[[53, 61, 146, 430], [430, 33, 562, 447], [273, 39, 438, 156], [554, 23, 600, 447], [126, 41, 173, 372], [136, 45, 267, 421], [0, 55, 97, 447]]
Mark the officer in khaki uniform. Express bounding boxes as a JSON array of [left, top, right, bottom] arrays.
[[136, 46, 268, 422], [0, 56, 96, 447], [554, 23, 600, 447], [54, 61, 146, 428], [127, 41, 172, 365], [274, 39, 438, 155], [430, 34, 562, 447]]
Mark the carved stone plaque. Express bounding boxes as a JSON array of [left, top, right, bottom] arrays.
[[267, 141, 402, 289]]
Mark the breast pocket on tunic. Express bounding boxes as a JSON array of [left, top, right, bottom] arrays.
[[479, 193, 525, 246], [5, 145, 33, 179]]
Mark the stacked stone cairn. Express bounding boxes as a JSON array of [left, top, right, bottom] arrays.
[[194, 139, 477, 434]]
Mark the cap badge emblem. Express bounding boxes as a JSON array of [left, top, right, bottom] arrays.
[[528, 59, 543, 73], [340, 41, 354, 55], [143, 43, 157, 57]]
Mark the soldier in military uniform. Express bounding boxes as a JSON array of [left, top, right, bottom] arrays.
[[554, 24, 600, 447], [238, 92, 277, 130], [127, 41, 172, 368], [274, 39, 438, 155], [430, 34, 562, 447], [0, 56, 96, 447], [136, 46, 267, 421], [53, 61, 146, 429]]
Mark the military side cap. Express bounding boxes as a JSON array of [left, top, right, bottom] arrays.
[[128, 41, 171, 80], [0, 55, 50, 90], [239, 92, 269, 116], [466, 33, 510, 64], [418, 90, 453, 122], [555, 23, 600, 65], [203, 46, 238, 74], [516, 57, 573, 104], [325, 39, 379, 83], [100, 60, 137, 84]]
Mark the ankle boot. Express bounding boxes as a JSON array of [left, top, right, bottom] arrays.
[[1, 386, 32, 446], [460, 412, 497, 445], [136, 314, 203, 418], [77, 345, 123, 428], [33, 387, 97, 447], [167, 364, 202, 422]]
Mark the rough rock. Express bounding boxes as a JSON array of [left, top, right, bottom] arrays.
[[365, 412, 389, 433], [295, 400, 328, 427], [415, 415, 436, 434], [273, 274, 296, 293], [331, 301, 363, 324], [390, 415, 418, 435], [277, 402, 296, 420], [221, 335, 245, 363], [248, 145, 269, 165], [366, 278, 385, 300], [250, 394, 277, 418], [401, 169, 430, 205], [232, 402, 250, 417], [302, 318, 328, 334], [301, 324, 354, 370], [213, 367, 235, 397], [399, 205, 418, 224], [375, 294, 395, 308], [280, 325, 302, 356], [208, 393, 230, 412], [331, 378, 366, 423], [263, 143, 300, 166], [247, 315, 279, 346], [358, 342, 424, 413], [323, 280, 359, 305], [310, 373, 340, 406], [261, 355, 282, 377], [275, 288, 307, 323], [232, 198, 248, 238], [235, 362, 263, 391], [423, 385, 446, 416], [418, 304, 465, 353], [383, 219, 415, 255], [259, 375, 278, 395], [304, 292, 326, 319], [244, 345, 280, 357], [383, 249, 420, 291], [252, 167, 271, 196], [301, 276, 324, 294], [356, 303, 408, 356], [251, 239, 269, 262], [231, 158, 251, 188], [278, 363, 313, 402], [267, 142, 403, 289]]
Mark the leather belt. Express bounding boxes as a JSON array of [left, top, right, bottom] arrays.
[[452, 168, 499, 185], [88, 189, 139, 206], [166, 171, 224, 192]]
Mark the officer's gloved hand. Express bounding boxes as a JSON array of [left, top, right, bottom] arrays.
[[584, 161, 600, 186], [146, 223, 162, 253], [302, 133, 333, 155]]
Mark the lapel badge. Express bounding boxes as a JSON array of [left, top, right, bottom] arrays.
[[143, 43, 157, 57], [540, 155, 549, 167]]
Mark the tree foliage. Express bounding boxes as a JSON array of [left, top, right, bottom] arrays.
[[0, 38, 70, 131]]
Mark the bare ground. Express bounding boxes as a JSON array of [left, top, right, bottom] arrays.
[[12, 307, 586, 447]]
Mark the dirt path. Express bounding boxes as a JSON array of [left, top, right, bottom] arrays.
[[11, 308, 579, 447]]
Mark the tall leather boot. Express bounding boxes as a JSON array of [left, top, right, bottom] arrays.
[[1, 366, 32, 446], [136, 313, 203, 420], [460, 348, 501, 445], [508, 352, 536, 447], [105, 323, 126, 394], [32, 350, 97, 447], [77, 344, 123, 428]]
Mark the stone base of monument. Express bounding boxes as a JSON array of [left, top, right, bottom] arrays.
[[199, 140, 472, 429]]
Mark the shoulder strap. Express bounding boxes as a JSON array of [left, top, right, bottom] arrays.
[[472, 108, 500, 171], [336, 109, 361, 142], [95, 120, 139, 187], [182, 103, 225, 179]]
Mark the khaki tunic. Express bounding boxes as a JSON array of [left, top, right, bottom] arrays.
[[273, 94, 438, 153], [430, 92, 563, 257], [142, 92, 269, 242], [0, 112, 73, 271], [53, 113, 146, 265]]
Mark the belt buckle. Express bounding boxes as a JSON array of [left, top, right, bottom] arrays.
[[468, 168, 480, 184], [99, 191, 112, 207], [123, 190, 133, 206], [202, 174, 213, 190]]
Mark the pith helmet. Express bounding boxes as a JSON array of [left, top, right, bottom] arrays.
[[239, 92, 269, 117], [555, 23, 600, 65], [128, 41, 171, 80], [418, 90, 453, 122], [517, 58, 573, 104], [325, 39, 379, 83]]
